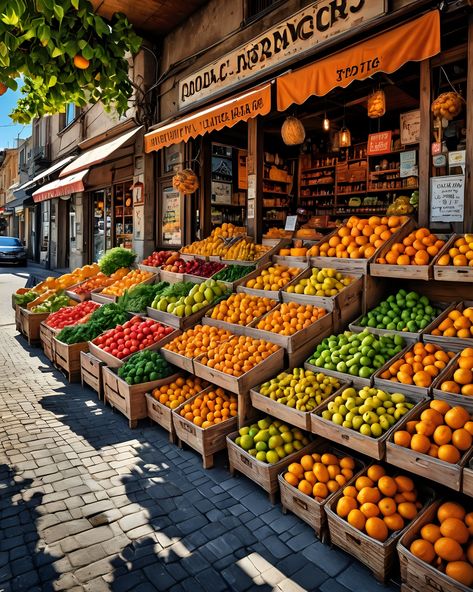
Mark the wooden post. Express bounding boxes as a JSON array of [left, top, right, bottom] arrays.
[[418, 59, 432, 228], [465, 14, 473, 233], [247, 118, 263, 242], [200, 137, 212, 239]]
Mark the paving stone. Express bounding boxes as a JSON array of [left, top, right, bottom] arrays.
[[195, 567, 228, 592], [221, 563, 255, 591], [302, 541, 351, 577], [75, 525, 114, 547], [286, 529, 316, 552], [181, 551, 211, 574], [336, 562, 389, 592], [118, 511, 149, 533]]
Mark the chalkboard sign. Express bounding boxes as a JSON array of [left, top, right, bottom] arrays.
[[430, 175, 464, 223]]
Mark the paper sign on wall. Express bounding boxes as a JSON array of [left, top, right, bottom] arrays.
[[285, 215, 298, 232], [400, 150, 418, 178], [430, 175, 464, 223]]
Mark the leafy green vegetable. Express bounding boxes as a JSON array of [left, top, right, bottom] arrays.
[[117, 281, 170, 312], [57, 302, 128, 344], [117, 350, 174, 384], [213, 265, 255, 283], [99, 248, 137, 276], [159, 282, 195, 299], [14, 291, 38, 306], [31, 292, 70, 313]]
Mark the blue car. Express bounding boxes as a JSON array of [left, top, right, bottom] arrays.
[[0, 236, 27, 266]]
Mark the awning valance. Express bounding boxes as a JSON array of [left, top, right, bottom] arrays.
[[277, 10, 440, 112], [60, 126, 143, 178], [144, 84, 272, 153], [33, 170, 88, 203], [17, 156, 75, 193]]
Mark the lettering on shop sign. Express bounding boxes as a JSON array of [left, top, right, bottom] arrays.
[[335, 57, 380, 82], [430, 175, 464, 223], [367, 131, 392, 156], [179, 0, 386, 109]]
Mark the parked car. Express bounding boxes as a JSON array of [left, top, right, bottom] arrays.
[[0, 236, 27, 266]]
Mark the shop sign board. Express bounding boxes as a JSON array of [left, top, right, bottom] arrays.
[[400, 110, 420, 145], [430, 175, 464, 223], [178, 0, 386, 109], [367, 131, 392, 155]]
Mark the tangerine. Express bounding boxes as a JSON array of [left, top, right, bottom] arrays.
[[410, 539, 436, 564], [365, 517, 388, 542], [434, 537, 464, 562], [347, 509, 366, 531], [336, 496, 358, 517], [438, 444, 461, 464], [420, 523, 442, 544], [440, 517, 470, 544], [383, 513, 405, 531], [437, 501, 466, 523], [445, 562, 473, 587]]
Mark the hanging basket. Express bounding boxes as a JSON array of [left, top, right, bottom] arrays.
[[281, 116, 305, 145], [431, 92, 463, 121], [172, 169, 199, 194], [367, 90, 386, 118]]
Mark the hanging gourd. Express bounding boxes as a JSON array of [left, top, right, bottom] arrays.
[[367, 89, 386, 118], [172, 169, 199, 194], [281, 116, 305, 145], [431, 91, 463, 121]]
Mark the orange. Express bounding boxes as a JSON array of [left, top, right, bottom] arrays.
[[433, 425, 452, 446], [410, 434, 431, 454], [394, 475, 415, 493], [367, 465, 386, 482], [300, 455, 314, 471], [444, 406, 470, 429], [420, 523, 441, 544], [312, 482, 329, 499], [445, 562, 473, 587], [287, 463, 304, 479], [297, 480, 313, 496], [74, 54, 90, 69], [365, 517, 388, 542], [304, 472, 317, 486], [357, 487, 380, 505], [464, 421, 473, 435], [347, 509, 366, 531], [462, 384, 473, 396], [420, 409, 444, 427], [378, 498, 397, 517], [398, 502, 418, 521], [394, 431, 411, 448], [437, 501, 466, 523], [378, 476, 397, 497], [406, 421, 419, 434], [413, 371, 432, 388], [441, 381, 461, 394], [336, 496, 358, 517], [415, 421, 436, 437], [340, 457, 355, 470], [327, 480, 340, 494], [283, 472, 299, 487], [434, 537, 464, 562], [360, 502, 380, 518], [343, 486, 358, 498], [383, 513, 404, 531], [410, 539, 436, 564], [451, 428, 472, 450], [453, 369, 473, 386], [313, 463, 330, 483], [438, 444, 461, 464], [440, 517, 470, 544], [355, 476, 374, 490]]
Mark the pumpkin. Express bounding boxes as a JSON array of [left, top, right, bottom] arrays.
[[279, 248, 291, 256], [281, 116, 305, 145], [290, 248, 307, 257], [431, 92, 462, 120], [172, 169, 199, 194]]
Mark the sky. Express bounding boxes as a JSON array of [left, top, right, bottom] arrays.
[[0, 87, 32, 149]]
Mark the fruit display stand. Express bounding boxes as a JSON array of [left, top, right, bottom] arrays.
[[145, 392, 179, 443], [423, 301, 473, 351], [236, 261, 308, 301], [310, 389, 426, 460], [304, 359, 372, 390], [202, 313, 271, 338], [159, 347, 198, 374], [91, 273, 158, 304], [278, 443, 366, 540], [325, 474, 434, 583], [65, 279, 93, 302], [54, 338, 91, 382], [172, 387, 239, 468], [39, 321, 59, 363], [430, 354, 473, 413], [80, 351, 106, 399], [146, 298, 225, 331], [14, 304, 22, 331], [370, 246, 434, 283], [432, 234, 473, 282], [226, 429, 315, 503], [103, 366, 180, 428], [385, 401, 471, 491], [138, 263, 162, 275], [19, 308, 50, 345], [397, 499, 472, 592]]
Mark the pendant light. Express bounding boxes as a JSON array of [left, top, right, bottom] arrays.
[[338, 103, 351, 148], [323, 113, 330, 132]]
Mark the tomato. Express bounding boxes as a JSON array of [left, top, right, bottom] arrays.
[[138, 343, 145, 350], [142, 326, 150, 335], [136, 333, 144, 341], [123, 327, 131, 335], [111, 349, 119, 357], [122, 348, 130, 357], [129, 346, 137, 353], [103, 346, 111, 353]]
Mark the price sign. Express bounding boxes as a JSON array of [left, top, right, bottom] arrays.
[[367, 131, 392, 155], [430, 175, 464, 223], [285, 215, 298, 232]]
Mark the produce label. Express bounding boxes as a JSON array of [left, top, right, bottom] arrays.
[[430, 175, 464, 223]]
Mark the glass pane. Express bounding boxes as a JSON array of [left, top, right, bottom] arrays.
[[69, 203, 76, 252], [92, 190, 106, 262]]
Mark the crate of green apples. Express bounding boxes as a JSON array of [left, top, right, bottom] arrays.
[[310, 385, 423, 459], [305, 329, 406, 389], [350, 289, 444, 341]]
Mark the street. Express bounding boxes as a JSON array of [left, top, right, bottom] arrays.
[[0, 266, 29, 324], [0, 271, 393, 592]]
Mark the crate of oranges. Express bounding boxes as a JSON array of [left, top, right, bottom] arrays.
[[146, 375, 207, 443], [386, 399, 473, 491], [463, 451, 473, 497], [425, 303, 473, 351], [398, 498, 473, 592], [307, 215, 412, 274], [237, 262, 306, 301], [374, 342, 456, 398], [431, 347, 473, 413], [372, 227, 446, 280], [278, 443, 364, 539], [92, 269, 156, 303], [204, 293, 278, 335], [172, 386, 238, 468], [194, 335, 284, 395], [434, 233, 473, 282], [325, 464, 434, 582]]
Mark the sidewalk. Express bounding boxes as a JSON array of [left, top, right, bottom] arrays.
[[0, 321, 395, 592]]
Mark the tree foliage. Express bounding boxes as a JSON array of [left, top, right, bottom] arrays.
[[0, 0, 142, 123]]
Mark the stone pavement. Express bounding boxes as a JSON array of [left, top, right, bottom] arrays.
[[0, 319, 398, 591]]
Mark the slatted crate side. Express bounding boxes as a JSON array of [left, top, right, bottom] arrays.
[[236, 260, 309, 301], [145, 393, 176, 442], [432, 234, 473, 282], [39, 321, 58, 362], [423, 300, 473, 351], [397, 500, 472, 592], [462, 448, 473, 497], [80, 351, 105, 398], [20, 309, 50, 344], [54, 339, 90, 382], [303, 361, 372, 390], [201, 315, 249, 336], [430, 353, 473, 413], [146, 298, 221, 330]]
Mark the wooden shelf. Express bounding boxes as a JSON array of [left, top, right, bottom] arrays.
[[336, 191, 369, 196], [370, 168, 400, 175], [263, 204, 290, 208], [211, 203, 245, 208], [367, 186, 418, 193], [263, 177, 291, 184], [300, 194, 335, 198], [263, 190, 290, 195], [301, 164, 336, 172]]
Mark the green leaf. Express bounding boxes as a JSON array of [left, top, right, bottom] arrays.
[[51, 46, 63, 58], [47, 74, 57, 87], [71, 0, 79, 9], [53, 3, 64, 23]]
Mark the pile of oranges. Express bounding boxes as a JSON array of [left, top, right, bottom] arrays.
[[283, 451, 356, 500], [308, 215, 407, 260], [437, 234, 473, 267], [102, 269, 154, 297], [431, 307, 473, 338], [163, 325, 232, 359], [255, 303, 327, 336], [393, 400, 472, 464], [377, 228, 445, 266], [72, 268, 129, 294], [245, 265, 301, 291], [209, 293, 276, 326], [440, 347, 473, 397], [335, 464, 421, 542], [199, 335, 280, 377], [152, 376, 206, 410], [409, 501, 473, 586], [378, 342, 455, 388], [179, 387, 237, 428]]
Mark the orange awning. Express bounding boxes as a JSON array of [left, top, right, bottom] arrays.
[[277, 11, 440, 112], [145, 84, 272, 153]]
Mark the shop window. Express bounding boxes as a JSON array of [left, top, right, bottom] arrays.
[[61, 104, 78, 130], [246, 0, 284, 21]]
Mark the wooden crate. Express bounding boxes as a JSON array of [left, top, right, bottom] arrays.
[[432, 234, 473, 282], [194, 347, 284, 395], [146, 299, 219, 330], [227, 430, 315, 503], [92, 273, 157, 304], [19, 308, 50, 345], [310, 389, 426, 460], [172, 387, 238, 468], [278, 442, 366, 540], [65, 278, 94, 302], [304, 361, 372, 390], [462, 450, 473, 496], [423, 300, 473, 351], [39, 321, 59, 362], [286, 323, 335, 369], [398, 500, 472, 592], [145, 393, 177, 443], [236, 261, 308, 301], [160, 347, 195, 373], [385, 400, 470, 491], [138, 263, 162, 274], [244, 306, 333, 353], [103, 366, 179, 428], [14, 304, 22, 331], [430, 353, 473, 413], [80, 351, 105, 399], [249, 378, 349, 432], [201, 315, 250, 336], [326, 476, 434, 583], [54, 339, 89, 382], [273, 255, 309, 266]]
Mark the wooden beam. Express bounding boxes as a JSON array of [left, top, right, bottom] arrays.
[[431, 44, 467, 67], [200, 137, 212, 240], [465, 16, 473, 233], [247, 118, 263, 241], [418, 59, 431, 227]]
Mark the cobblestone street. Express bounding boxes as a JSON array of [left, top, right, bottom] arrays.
[[0, 273, 395, 592]]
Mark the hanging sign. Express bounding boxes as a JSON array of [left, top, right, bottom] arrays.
[[179, 0, 386, 109], [400, 150, 418, 178], [400, 110, 420, 145], [367, 131, 392, 155], [430, 175, 464, 223]]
